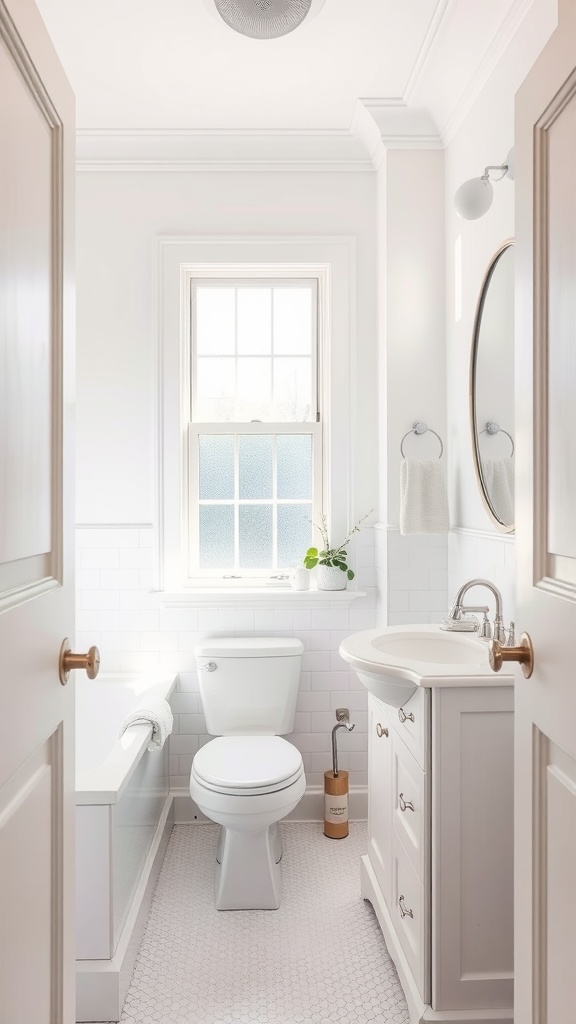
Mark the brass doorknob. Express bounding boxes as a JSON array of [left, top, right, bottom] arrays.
[[59, 638, 100, 685], [489, 632, 534, 678]]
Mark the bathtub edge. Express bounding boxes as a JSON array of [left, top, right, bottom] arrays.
[[76, 792, 174, 1023]]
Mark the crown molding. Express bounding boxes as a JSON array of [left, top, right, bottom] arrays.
[[438, 0, 541, 145], [403, 0, 455, 103], [350, 99, 442, 167], [75, 128, 373, 170]]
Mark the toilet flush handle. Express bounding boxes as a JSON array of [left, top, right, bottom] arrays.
[[198, 661, 217, 672]]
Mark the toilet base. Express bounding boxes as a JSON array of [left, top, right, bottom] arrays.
[[215, 823, 283, 911]]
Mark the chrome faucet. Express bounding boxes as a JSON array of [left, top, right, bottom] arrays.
[[442, 578, 507, 644]]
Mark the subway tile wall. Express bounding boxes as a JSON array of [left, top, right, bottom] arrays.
[[376, 527, 449, 626], [448, 529, 516, 624], [75, 525, 378, 792]]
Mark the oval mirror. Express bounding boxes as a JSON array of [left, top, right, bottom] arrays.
[[470, 240, 515, 532]]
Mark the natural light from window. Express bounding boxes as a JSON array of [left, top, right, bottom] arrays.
[[189, 278, 321, 577]]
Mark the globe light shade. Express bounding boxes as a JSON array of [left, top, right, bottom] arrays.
[[454, 177, 494, 220]]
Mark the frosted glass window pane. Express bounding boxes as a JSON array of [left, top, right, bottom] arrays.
[[239, 435, 272, 499], [199, 505, 234, 567], [277, 504, 313, 567], [277, 435, 312, 498], [196, 357, 235, 421], [236, 358, 272, 420], [199, 435, 234, 499], [273, 288, 312, 354], [239, 505, 272, 567], [196, 288, 235, 355], [273, 357, 312, 421], [237, 288, 271, 355]]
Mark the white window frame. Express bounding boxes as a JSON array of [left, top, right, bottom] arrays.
[[157, 237, 355, 595], [188, 274, 321, 581]]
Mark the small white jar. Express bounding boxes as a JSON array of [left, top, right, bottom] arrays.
[[291, 567, 310, 591]]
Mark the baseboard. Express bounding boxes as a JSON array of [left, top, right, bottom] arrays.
[[172, 785, 368, 824], [76, 794, 174, 1023]]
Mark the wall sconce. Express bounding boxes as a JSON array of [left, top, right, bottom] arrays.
[[454, 148, 514, 220]]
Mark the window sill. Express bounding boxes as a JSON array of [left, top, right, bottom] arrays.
[[158, 587, 367, 609]]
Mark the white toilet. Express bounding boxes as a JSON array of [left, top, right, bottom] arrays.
[[190, 637, 306, 910]]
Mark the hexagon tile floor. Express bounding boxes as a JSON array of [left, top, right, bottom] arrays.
[[113, 821, 409, 1024]]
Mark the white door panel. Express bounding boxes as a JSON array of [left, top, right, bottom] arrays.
[[515, 1, 576, 1019], [0, 0, 75, 1020]]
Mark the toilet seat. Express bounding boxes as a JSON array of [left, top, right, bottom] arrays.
[[192, 736, 304, 796]]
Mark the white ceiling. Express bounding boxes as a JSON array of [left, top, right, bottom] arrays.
[[36, 0, 522, 140]]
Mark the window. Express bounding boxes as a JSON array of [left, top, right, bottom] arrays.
[[188, 278, 322, 580], [158, 238, 354, 597]]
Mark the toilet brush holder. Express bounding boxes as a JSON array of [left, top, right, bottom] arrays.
[[324, 708, 354, 839]]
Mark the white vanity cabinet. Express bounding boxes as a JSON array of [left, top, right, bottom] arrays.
[[363, 684, 514, 1024]]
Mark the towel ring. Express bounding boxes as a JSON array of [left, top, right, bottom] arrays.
[[479, 421, 515, 457], [400, 421, 444, 459]]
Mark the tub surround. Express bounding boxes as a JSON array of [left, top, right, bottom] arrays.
[[76, 673, 175, 1023]]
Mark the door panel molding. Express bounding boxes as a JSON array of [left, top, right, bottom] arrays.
[[0, 2, 65, 603], [0, 727, 64, 1023], [533, 66, 576, 595]]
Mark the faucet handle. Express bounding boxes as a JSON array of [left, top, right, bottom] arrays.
[[477, 611, 493, 641]]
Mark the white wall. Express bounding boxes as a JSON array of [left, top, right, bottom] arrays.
[[444, 0, 556, 619], [75, 167, 379, 795], [376, 147, 449, 625], [76, 169, 377, 524]]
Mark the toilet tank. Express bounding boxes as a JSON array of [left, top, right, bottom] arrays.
[[194, 637, 304, 736]]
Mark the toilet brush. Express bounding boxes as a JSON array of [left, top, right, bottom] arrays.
[[324, 708, 355, 839]]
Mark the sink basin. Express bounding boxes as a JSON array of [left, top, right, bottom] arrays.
[[371, 634, 485, 664], [339, 624, 506, 707]]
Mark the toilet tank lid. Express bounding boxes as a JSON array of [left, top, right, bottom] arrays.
[[194, 637, 304, 658]]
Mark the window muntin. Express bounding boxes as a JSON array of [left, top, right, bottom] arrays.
[[191, 280, 317, 424], [189, 278, 320, 578]]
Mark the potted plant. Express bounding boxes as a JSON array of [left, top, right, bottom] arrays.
[[303, 512, 371, 591]]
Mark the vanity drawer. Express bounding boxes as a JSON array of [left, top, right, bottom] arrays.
[[371, 693, 391, 727], [393, 686, 429, 770], [392, 731, 428, 882], [392, 831, 429, 1003]]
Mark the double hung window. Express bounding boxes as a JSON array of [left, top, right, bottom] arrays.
[[187, 277, 322, 581]]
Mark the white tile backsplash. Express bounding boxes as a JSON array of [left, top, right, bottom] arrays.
[[384, 528, 449, 625], [448, 529, 516, 624], [76, 524, 377, 792], [76, 522, 512, 796]]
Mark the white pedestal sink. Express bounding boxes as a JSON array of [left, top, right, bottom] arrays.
[[339, 623, 500, 706]]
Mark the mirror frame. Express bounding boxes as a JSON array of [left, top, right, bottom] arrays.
[[469, 238, 515, 534]]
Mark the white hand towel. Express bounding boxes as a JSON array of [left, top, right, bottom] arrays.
[[481, 457, 514, 525], [399, 459, 450, 535], [119, 696, 174, 751]]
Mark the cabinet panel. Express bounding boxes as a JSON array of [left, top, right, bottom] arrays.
[[392, 732, 428, 882], [394, 686, 429, 769], [431, 686, 513, 1013], [392, 831, 429, 1003], [367, 695, 393, 907]]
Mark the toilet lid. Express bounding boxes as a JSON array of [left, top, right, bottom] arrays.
[[193, 736, 303, 793]]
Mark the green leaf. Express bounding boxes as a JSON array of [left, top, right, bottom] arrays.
[[338, 563, 348, 572], [304, 556, 318, 569], [347, 569, 355, 580], [305, 547, 318, 558]]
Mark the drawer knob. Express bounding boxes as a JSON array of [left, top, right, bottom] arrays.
[[376, 722, 389, 738], [399, 792, 415, 813], [399, 895, 414, 919], [398, 707, 415, 724]]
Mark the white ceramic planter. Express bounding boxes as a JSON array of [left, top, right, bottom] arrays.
[[316, 565, 348, 591]]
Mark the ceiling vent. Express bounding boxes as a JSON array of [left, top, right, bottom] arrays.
[[213, 0, 314, 39]]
